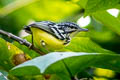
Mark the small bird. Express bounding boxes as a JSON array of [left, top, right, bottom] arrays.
[[24, 21, 88, 53]]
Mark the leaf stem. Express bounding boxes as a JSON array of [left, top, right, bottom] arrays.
[[0, 29, 45, 55]]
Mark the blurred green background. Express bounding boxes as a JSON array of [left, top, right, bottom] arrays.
[[0, 0, 120, 79]]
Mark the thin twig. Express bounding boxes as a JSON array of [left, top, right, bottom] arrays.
[[0, 29, 45, 55], [0, 0, 39, 17]]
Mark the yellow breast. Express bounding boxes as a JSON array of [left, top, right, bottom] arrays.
[[31, 27, 66, 52]]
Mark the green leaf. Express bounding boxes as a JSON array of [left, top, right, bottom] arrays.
[[0, 38, 14, 70], [85, 0, 120, 15], [0, 70, 8, 77], [93, 11, 120, 36], [65, 37, 114, 53], [117, 12, 120, 20], [0, 70, 8, 80], [0, 37, 31, 70], [10, 52, 120, 79], [0, 72, 8, 80], [77, 0, 88, 8]]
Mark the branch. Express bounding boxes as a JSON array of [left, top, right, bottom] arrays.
[[0, 29, 45, 55]]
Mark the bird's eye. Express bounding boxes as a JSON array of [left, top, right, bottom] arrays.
[[40, 40, 46, 46]]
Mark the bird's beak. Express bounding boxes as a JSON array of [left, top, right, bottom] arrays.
[[78, 28, 88, 32]]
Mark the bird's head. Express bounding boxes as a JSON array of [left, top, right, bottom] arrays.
[[57, 22, 88, 38]]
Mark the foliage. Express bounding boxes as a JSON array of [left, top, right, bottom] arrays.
[[9, 52, 120, 80], [0, 0, 120, 80], [85, 0, 120, 15]]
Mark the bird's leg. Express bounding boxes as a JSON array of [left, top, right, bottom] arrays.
[[32, 33, 34, 45], [29, 33, 34, 49]]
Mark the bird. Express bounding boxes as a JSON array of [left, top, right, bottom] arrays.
[[24, 21, 88, 53]]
